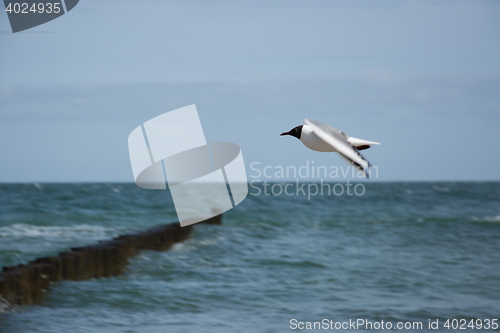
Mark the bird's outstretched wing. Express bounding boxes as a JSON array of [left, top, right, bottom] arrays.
[[304, 118, 371, 178]]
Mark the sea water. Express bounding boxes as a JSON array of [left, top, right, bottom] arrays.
[[0, 182, 499, 332]]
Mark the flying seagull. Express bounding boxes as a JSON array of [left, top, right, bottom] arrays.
[[280, 119, 380, 178]]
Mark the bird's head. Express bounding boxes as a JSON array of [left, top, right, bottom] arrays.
[[280, 125, 303, 139]]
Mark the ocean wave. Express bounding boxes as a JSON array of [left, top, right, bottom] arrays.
[[0, 223, 117, 239]]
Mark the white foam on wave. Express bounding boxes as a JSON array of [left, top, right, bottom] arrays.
[[432, 185, 450, 192], [0, 223, 116, 239], [0, 297, 11, 314], [473, 215, 500, 223], [106, 184, 123, 193], [171, 236, 225, 252]]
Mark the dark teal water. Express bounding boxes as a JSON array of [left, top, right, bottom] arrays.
[[0, 182, 499, 332]]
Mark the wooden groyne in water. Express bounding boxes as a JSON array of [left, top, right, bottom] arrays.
[[0, 215, 222, 306]]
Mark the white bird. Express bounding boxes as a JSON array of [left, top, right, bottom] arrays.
[[280, 119, 380, 178]]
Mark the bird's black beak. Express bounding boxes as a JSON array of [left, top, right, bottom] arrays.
[[280, 131, 290, 136]]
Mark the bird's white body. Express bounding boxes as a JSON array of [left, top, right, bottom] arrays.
[[300, 124, 380, 152], [287, 119, 380, 178], [300, 125, 337, 152]]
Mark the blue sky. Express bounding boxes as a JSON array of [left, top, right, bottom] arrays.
[[0, 0, 499, 182]]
